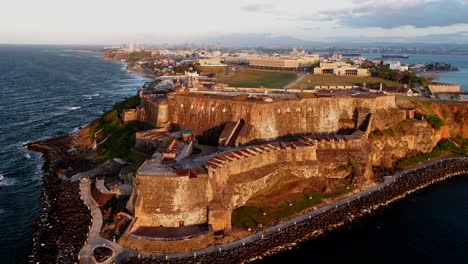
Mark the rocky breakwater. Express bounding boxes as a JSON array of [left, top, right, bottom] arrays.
[[27, 127, 98, 263], [120, 158, 467, 264]]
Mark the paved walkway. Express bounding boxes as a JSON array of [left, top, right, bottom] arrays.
[[78, 157, 468, 262], [78, 178, 124, 264], [285, 73, 305, 89]]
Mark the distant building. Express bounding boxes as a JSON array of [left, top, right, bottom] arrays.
[[128, 42, 135, 52], [196, 58, 225, 66], [249, 56, 319, 70], [314, 62, 369, 77], [383, 61, 408, 72], [250, 57, 300, 70]]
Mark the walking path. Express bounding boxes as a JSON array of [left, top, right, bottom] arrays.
[[78, 157, 468, 263], [285, 73, 305, 89], [78, 178, 124, 264]]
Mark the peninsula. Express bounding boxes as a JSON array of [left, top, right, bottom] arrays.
[[28, 47, 468, 264]]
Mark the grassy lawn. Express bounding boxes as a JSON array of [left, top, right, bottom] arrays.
[[231, 188, 353, 229], [289, 74, 404, 89], [88, 97, 142, 160], [216, 69, 298, 88], [396, 138, 468, 169], [194, 65, 226, 75]]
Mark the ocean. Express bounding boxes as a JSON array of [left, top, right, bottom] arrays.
[[0, 45, 149, 263], [0, 46, 466, 263]]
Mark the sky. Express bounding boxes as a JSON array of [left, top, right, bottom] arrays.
[[1, 0, 468, 45]]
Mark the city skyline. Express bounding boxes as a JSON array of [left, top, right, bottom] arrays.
[[1, 0, 468, 45]]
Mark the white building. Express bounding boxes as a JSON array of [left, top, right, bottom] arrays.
[[127, 42, 136, 52], [384, 61, 408, 72]]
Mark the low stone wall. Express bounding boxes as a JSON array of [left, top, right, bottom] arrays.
[[120, 158, 467, 263]]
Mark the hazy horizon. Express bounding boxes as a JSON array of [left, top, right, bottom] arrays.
[[2, 0, 468, 45]]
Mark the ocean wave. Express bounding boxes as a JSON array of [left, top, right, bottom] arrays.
[[82, 93, 100, 100], [0, 173, 16, 187], [58, 106, 81, 111]]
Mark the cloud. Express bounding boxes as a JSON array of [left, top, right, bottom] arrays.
[[315, 0, 468, 28], [240, 3, 273, 13]]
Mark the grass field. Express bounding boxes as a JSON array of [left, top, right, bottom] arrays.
[[396, 138, 468, 169], [231, 187, 353, 229], [216, 69, 298, 88], [194, 65, 226, 75], [289, 74, 404, 89]]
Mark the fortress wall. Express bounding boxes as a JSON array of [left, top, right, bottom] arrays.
[[428, 84, 461, 93], [167, 94, 401, 142], [207, 144, 317, 187], [133, 175, 210, 228], [142, 98, 161, 128]]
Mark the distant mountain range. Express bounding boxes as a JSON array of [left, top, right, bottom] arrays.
[[167, 33, 468, 52]]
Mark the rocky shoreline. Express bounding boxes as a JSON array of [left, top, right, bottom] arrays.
[[27, 129, 99, 263]]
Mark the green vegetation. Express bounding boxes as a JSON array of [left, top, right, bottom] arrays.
[[289, 74, 403, 90], [174, 65, 191, 74], [396, 138, 468, 169], [216, 69, 298, 88], [194, 65, 226, 75], [425, 62, 459, 72], [362, 60, 430, 87], [126, 150, 149, 172], [231, 187, 353, 229], [88, 97, 142, 160], [127, 52, 145, 62], [112, 96, 140, 114], [425, 115, 444, 130], [369, 119, 418, 139]]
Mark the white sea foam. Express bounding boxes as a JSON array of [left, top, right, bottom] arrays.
[[66, 106, 81, 111], [0, 173, 15, 187], [82, 93, 100, 100], [24, 153, 31, 159]]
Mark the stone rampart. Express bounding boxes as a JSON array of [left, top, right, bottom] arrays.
[[133, 174, 211, 229], [167, 93, 401, 143], [121, 158, 468, 263]]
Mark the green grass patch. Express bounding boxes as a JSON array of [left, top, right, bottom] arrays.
[[425, 115, 444, 130], [126, 150, 149, 172], [112, 96, 140, 114], [289, 75, 403, 89], [396, 138, 468, 169], [216, 69, 298, 88], [127, 52, 145, 62], [88, 108, 139, 160], [194, 65, 226, 75], [325, 186, 354, 198], [231, 191, 324, 229]]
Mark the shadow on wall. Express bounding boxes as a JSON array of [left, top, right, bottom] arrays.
[[196, 124, 226, 146]]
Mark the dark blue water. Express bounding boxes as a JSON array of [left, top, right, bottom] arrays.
[[259, 175, 468, 262], [0, 45, 149, 263]]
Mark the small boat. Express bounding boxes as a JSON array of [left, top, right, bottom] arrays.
[[0, 174, 4, 181]]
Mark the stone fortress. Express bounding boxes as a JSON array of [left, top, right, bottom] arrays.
[[118, 83, 426, 252]]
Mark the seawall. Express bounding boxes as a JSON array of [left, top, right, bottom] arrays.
[[120, 157, 468, 263]]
